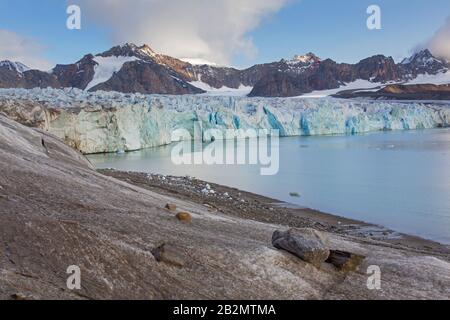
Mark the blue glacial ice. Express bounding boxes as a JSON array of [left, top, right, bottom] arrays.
[[0, 88, 449, 154]]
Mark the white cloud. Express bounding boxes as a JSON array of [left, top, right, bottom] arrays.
[[426, 17, 450, 61], [0, 29, 52, 70], [75, 0, 290, 64]]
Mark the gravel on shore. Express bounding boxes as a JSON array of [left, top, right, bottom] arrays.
[[99, 169, 450, 257]]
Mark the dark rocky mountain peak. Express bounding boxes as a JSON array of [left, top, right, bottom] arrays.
[[0, 60, 30, 73], [98, 43, 158, 61], [51, 54, 98, 89], [0, 60, 59, 89], [354, 55, 400, 83], [400, 49, 448, 79], [402, 49, 435, 65], [286, 52, 322, 66]]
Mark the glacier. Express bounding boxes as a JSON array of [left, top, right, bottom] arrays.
[[0, 88, 449, 154]]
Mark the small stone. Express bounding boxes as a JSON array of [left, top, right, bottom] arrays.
[[272, 228, 330, 268], [151, 243, 185, 267], [176, 212, 192, 223], [165, 203, 177, 211]]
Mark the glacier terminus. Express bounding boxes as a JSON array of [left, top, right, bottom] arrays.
[[0, 88, 449, 154]]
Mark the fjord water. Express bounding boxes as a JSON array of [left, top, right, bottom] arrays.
[[88, 128, 450, 244]]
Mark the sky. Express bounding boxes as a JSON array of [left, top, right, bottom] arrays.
[[0, 0, 449, 69]]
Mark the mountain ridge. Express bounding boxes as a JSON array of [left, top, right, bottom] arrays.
[[0, 44, 448, 97]]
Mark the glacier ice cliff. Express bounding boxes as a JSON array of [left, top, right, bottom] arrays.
[[0, 88, 449, 154]]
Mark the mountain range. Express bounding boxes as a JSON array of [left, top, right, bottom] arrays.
[[0, 43, 449, 98]]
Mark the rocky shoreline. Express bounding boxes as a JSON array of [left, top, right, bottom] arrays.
[[99, 169, 450, 256]]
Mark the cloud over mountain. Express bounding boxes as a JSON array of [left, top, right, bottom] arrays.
[[427, 17, 450, 61], [0, 30, 52, 70], [75, 0, 290, 65]]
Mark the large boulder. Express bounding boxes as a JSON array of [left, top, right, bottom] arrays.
[[272, 228, 330, 268]]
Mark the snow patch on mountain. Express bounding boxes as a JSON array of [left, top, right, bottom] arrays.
[[298, 70, 450, 98], [85, 56, 140, 90], [181, 58, 218, 66], [406, 70, 450, 85], [287, 53, 321, 65], [137, 44, 157, 59], [189, 81, 253, 96], [401, 50, 443, 66], [297, 79, 386, 98], [0, 60, 30, 73]]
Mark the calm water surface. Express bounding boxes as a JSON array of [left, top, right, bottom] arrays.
[[88, 128, 450, 244]]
